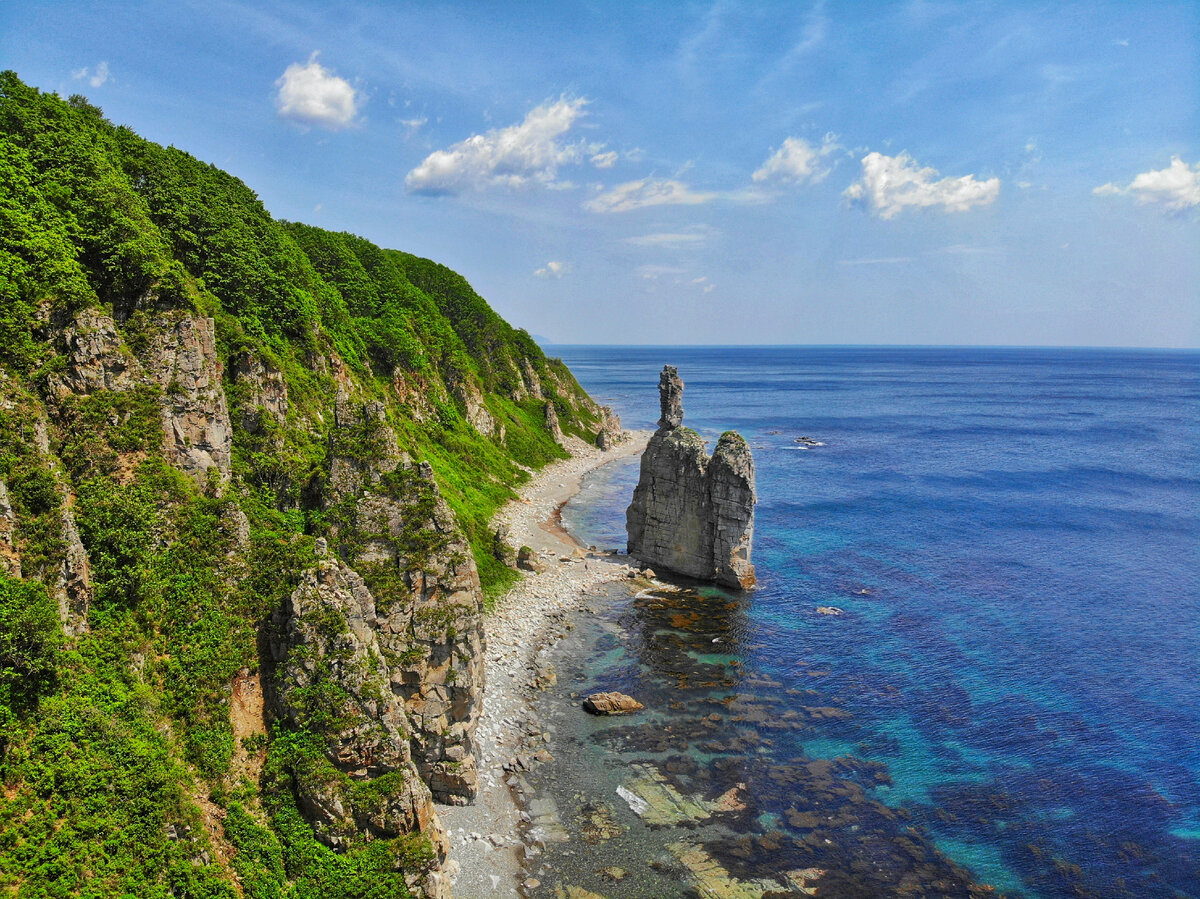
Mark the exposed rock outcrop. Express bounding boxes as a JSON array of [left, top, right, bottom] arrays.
[[596, 405, 624, 451], [626, 366, 756, 589], [231, 351, 288, 433], [583, 692, 644, 715], [519, 357, 543, 400], [447, 371, 498, 438], [324, 401, 484, 805], [55, 500, 92, 636], [0, 481, 20, 578], [328, 391, 403, 500], [44, 308, 232, 487], [544, 401, 564, 444], [267, 555, 452, 897], [358, 484, 485, 806], [144, 315, 232, 482], [47, 307, 142, 398]]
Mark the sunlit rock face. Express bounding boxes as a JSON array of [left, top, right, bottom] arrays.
[[626, 366, 756, 589]]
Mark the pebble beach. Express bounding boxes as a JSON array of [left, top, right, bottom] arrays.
[[440, 431, 651, 898]]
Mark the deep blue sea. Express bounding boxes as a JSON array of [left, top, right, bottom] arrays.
[[536, 346, 1200, 898]]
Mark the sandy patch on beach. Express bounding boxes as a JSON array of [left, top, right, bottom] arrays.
[[440, 432, 650, 898]]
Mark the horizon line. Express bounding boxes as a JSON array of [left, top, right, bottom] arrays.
[[537, 342, 1200, 351]]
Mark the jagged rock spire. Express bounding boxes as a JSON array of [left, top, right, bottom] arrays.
[[628, 365, 756, 589], [658, 364, 684, 430]]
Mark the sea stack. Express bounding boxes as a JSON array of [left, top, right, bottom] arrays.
[[626, 365, 756, 589]]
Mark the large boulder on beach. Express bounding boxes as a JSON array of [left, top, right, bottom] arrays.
[[626, 366, 757, 589], [583, 691, 645, 715], [596, 405, 624, 450]]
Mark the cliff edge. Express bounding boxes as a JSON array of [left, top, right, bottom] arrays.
[[626, 366, 756, 589]]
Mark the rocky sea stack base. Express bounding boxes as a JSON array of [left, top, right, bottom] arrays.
[[626, 366, 756, 590]]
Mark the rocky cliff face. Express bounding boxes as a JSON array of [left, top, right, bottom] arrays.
[[267, 549, 453, 898], [144, 315, 233, 482], [48, 306, 233, 485], [326, 396, 485, 807], [626, 365, 756, 589], [354, 481, 485, 806]]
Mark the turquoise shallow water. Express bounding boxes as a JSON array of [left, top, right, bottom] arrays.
[[536, 346, 1200, 898]]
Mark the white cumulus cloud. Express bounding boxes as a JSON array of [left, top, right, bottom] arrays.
[[534, 261, 570, 279], [753, 134, 840, 185], [844, 151, 1000, 218], [1093, 157, 1200, 212], [275, 53, 360, 130], [72, 61, 111, 88], [406, 97, 588, 194], [585, 178, 716, 213], [590, 150, 618, 169]]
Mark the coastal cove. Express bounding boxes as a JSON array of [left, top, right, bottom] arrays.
[[1, 22, 1197, 895], [513, 346, 1200, 899]]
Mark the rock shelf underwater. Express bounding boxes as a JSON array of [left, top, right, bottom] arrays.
[[524, 582, 997, 898]]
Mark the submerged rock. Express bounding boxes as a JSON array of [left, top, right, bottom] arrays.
[[626, 366, 756, 589]]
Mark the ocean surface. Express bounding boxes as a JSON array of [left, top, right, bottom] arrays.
[[532, 346, 1200, 898]]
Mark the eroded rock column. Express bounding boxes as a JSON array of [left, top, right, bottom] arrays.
[[626, 365, 756, 589]]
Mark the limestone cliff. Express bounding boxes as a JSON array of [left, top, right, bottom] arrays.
[[626, 365, 757, 589]]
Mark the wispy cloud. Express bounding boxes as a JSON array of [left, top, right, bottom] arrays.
[[398, 116, 427, 137], [634, 265, 714, 293], [934, 244, 1005, 256], [753, 134, 840, 185], [844, 151, 1000, 218], [590, 150, 618, 169], [757, 2, 829, 89], [836, 256, 916, 266], [534, 260, 570, 278], [585, 177, 717, 213], [636, 263, 689, 280], [1094, 157, 1200, 212], [624, 226, 714, 248], [406, 97, 588, 194], [72, 61, 110, 88], [275, 53, 360, 130]]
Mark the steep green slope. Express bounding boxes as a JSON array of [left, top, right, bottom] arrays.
[[0, 72, 601, 897]]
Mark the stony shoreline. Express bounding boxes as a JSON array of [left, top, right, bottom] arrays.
[[439, 431, 652, 898]]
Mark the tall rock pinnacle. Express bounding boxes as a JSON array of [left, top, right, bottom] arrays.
[[626, 365, 756, 589], [658, 364, 684, 429]]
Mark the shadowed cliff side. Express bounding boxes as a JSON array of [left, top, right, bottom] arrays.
[[626, 365, 756, 589]]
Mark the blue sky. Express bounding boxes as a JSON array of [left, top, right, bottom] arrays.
[[2, 1, 1197, 346]]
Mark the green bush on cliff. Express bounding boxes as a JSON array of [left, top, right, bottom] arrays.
[[0, 575, 61, 724]]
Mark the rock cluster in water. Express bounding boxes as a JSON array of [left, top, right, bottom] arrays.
[[626, 365, 756, 589]]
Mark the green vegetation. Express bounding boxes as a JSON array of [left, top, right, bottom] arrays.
[[0, 71, 603, 896]]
